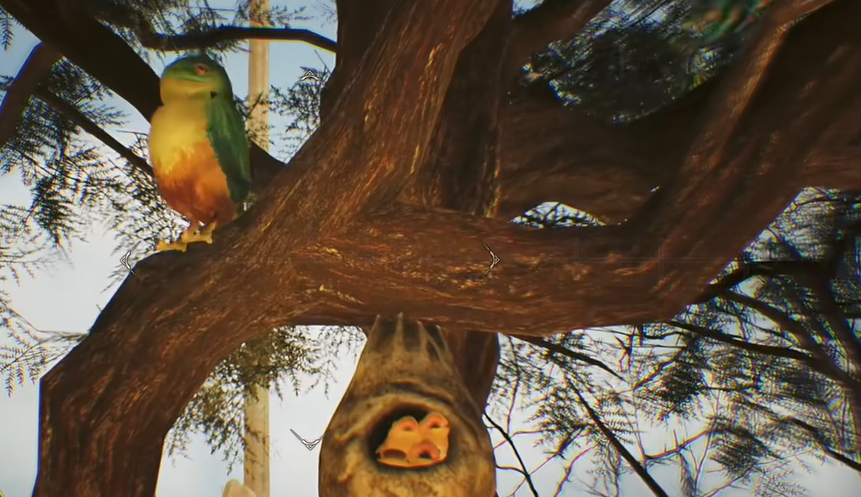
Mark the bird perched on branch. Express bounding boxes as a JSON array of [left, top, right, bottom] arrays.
[[685, 0, 773, 47], [147, 54, 250, 252]]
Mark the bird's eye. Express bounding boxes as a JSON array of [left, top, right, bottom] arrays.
[[194, 63, 209, 75]]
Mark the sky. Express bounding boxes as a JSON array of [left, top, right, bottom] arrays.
[[1, 1, 860, 497]]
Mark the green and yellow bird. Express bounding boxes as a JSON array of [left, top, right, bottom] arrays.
[[147, 54, 251, 252]]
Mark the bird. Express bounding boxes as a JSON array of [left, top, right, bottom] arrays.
[[147, 54, 251, 252], [290, 428, 325, 451]]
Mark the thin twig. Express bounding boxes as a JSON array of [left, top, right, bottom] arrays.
[[485, 413, 540, 497], [570, 380, 670, 497], [514, 335, 623, 380]]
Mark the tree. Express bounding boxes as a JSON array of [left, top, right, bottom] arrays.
[[0, 0, 860, 496]]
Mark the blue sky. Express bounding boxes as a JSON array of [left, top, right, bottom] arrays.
[[0, 1, 859, 496]]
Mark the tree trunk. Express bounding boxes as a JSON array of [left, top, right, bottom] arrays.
[[320, 315, 497, 497]]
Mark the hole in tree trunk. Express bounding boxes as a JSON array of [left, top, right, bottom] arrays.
[[370, 407, 451, 469]]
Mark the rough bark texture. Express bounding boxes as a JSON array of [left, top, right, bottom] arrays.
[[0, 0, 859, 495]]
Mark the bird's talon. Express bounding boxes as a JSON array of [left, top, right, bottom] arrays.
[[156, 240, 188, 252], [181, 231, 214, 245], [179, 228, 200, 243]]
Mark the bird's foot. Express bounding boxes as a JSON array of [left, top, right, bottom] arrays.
[[181, 222, 217, 245], [155, 239, 188, 252], [181, 227, 214, 245]]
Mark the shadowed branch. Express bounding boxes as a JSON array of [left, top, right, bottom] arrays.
[[509, 0, 613, 73], [571, 382, 670, 497], [34, 88, 152, 175], [0, 42, 60, 150], [139, 26, 337, 53]]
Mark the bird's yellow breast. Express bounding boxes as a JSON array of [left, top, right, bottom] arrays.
[[148, 98, 234, 226], [148, 99, 211, 175]]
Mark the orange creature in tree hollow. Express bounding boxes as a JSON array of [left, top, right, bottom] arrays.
[[376, 412, 451, 468]]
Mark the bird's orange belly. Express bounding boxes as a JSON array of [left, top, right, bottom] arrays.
[[152, 141, 236, 226]]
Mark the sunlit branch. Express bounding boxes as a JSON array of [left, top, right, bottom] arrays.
[[776, 0, 842, 25], [642, 429, 710, 461]]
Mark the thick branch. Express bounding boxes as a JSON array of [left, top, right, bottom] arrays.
[[0, 42, 60, 150], [33, 88, 152, 175], [282, 206, 791, 333], [496, 0, 861, 223], [319, 0, 398, 121], [624, 0, 861, 305], [139, 26, 337, 53], [497, 93, 668, 223], [494, 58, 852, 223], [803, 148, 861, 188], [404, 0, 510, 216]]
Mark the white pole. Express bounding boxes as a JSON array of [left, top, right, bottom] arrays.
[[243, 1, 271, 496]]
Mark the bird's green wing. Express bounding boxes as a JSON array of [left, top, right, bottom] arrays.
[[207, 96, 251, 204]]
